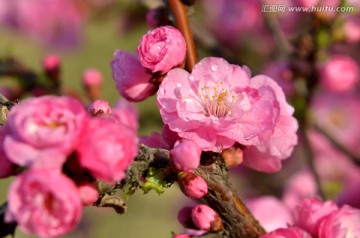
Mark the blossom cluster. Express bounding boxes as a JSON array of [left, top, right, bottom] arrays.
[[0, 96, 138, 237]]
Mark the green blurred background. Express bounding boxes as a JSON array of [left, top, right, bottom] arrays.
[[0, 2, 185, 237]]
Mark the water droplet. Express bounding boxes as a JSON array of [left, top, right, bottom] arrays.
[[189, 75, 195, 80], [211, 64, 218, 71], [176, 83, 182, 87]]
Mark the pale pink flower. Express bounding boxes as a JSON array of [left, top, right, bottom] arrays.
[[77, 182, 99, 206], [137, 26, 186, 73], [260, 227, 312, 238], [157, 57, 281, 152], [178, 173, 208, 199], [295, 198, 339, 236], [88, 99, 112, 116], [191, 204, 222, 231], [170, 140, 201, 172], [111, 98, 139, 132], [247, 196, 293, 232], [111, 50, 156, 102], [318, 205, 360, 238], [282, 169, 318, 211], [0, 0, 83, 48], [3, 96, 88, 169], [77, 117, 138, 183], [319, 55, 359, 92], [5, 169, 82, 237]]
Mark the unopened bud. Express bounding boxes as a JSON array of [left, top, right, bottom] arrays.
[[42, 54, 60, 72], [78, 182, 99, 206], [178, 172, 208, 199], [82, 69, 103, 101], [170, 140, 201, 173], [173, 234, 190, 238], [88, 100, 112, 116], [191, 204, 223, 232]]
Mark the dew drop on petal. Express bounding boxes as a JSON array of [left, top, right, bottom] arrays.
[[211, 64, 219, 71]]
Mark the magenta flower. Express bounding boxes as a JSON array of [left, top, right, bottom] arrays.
[[157, 57, 282, 152], [319, 55, 359, 92], [77, 117, 138, 183], [5, 169, 82, 238], [295, 198, 338, 236], [170, 140, 201, 172], [111, 50, 157, 102], [88, 99, 112, 116], [3, 96, 88, 169], [137, 26, 186, 73], [260, 227, 312, 238], [178, 172, 208, 199], [246, 196, 293, 232], [318, 205, 360, 238], [191, 204, 222, 231]]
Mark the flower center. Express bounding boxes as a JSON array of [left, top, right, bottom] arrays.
[[197, 82, 238, 118]]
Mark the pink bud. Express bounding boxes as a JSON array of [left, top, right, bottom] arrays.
[[318, 205, 360, 238], [137, 26, 186, 73], [178, 172, 208, 199], [111, 50, 157, 102], [88, 100, 112, 116], [78, 182, 99, 206], [319, 55, 359, 92], [170, 140, 201, 172], [82, 69, 103, 88], [191, 204, 222, 232], [260, 227, 312, 238], [295, 198, 338, 236], [173, 234, 190, 238], [42, 54, 61, 71]]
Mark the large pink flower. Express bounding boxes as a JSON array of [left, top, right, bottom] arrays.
[[5, 169, 82, 237], [77, 117, 138, 183], [137, 26, 186, 73], [157, 57, 281, 152], [260, 227, 312, 238], [3, 96, 88, 169]]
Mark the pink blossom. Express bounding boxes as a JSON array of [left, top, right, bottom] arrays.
[[110, 98, 139, 132], [282, 169, 318, 211], [3, 96, 88, 169], [88, 100, 112, 116], [295, 198, 339, 236], [111, 50, 156, 102], [77, 117, 138, 183], [260, 227, 312, 238], [157, 57, 282, 152], [82, 69, 103, 88], [246, 196, 293, 232], [42, 55, 60, 71], [0, 0, 83, 48], [5, 169, 82, 237], [319, 55, 359, 92], [191, 204, 222, 231], [0, 125, 15, 178], [178, 172, 208, 199], [170, 140, 201, 172], [318, 205, 360, 238], [137, 26, 186, 73], [77, 182, 99, 206], [140, 132, 170, 150]]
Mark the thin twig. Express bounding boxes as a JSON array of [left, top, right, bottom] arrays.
[[167, 0, 197, 71]]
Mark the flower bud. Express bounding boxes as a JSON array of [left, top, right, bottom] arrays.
[[173, 234, 190, 238], [42, 54, 61, 72], [88, 100, 112, 116], [295, 198, 338, 236], [137, 26, 186, 73], [111, 50, 156, 102], [178, 172, 208, 199], [82, 69, 103, 101], [191, 204, 223, 232], [319, 55, 359, 92], [78, 182, 99, 206], [170, 140, 201, 173]]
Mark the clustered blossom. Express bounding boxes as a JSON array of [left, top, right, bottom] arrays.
[[0, 96, 139, 237], [111, 26, 187, 102], [157, 57, 298, 172]]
